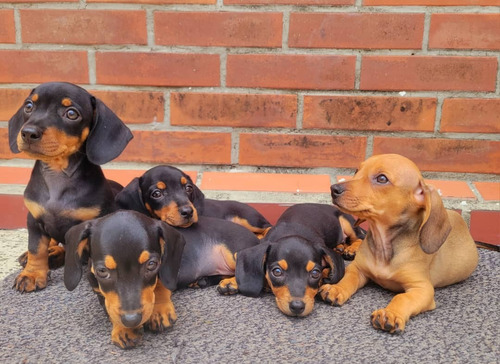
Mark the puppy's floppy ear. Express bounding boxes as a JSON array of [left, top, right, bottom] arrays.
[[86, 97, 133, 165], [235, 242, 272, 297], [8, 89, 35, 153], [115, 177, 150, 216], [64, 221, 93, 291], [320, 247, 345, 284], [415, 181, 452, 254], [157, 221, 186, 291], [190, 183, 206, 215]]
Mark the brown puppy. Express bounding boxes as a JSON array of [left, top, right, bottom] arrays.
[[320, 154, 478, 333]]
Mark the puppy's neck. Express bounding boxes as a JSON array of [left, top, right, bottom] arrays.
[[40, 152, 87, 177]]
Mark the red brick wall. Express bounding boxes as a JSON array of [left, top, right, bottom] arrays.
[[0, 2, 499, 174]]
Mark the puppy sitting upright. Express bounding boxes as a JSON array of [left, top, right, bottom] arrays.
[[218, 203, 357, 317], [320, 154, 479, 333], [8, 82, 133, 292], [64, 210, 185, 349]]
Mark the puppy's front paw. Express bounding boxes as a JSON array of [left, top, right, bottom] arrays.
[[48, 245, 65, 269], [111, 326, 143, 349], [146, 302, 177, 333], [319, 284, 348, 306], [217, 277, 238, 295], [370, 308, 405, 334], [13, 269, 48, 292]]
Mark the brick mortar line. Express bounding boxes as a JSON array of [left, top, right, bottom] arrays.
[[88, 50, 96, 85], [296, 93, 303, 129], [231, 130, 239, 165]]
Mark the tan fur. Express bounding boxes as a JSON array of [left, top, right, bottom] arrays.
[[320, 154, 478, 333]]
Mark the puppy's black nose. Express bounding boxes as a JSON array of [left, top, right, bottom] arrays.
[[121, 313, 142, 328], [289, 300, 305, 315], [21, 126, 42, 143], [179, 205, 193, 219], [331, 183, 345, 197]]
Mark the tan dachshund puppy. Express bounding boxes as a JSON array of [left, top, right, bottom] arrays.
[[320, 154, 478, 333]]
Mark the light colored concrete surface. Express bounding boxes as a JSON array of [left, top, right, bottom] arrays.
[[0, 229, 26, 279]]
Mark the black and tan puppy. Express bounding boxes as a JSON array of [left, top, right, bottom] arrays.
[[64, 210, 185, 349], [218, 203, 361, 317], [8, 82, 133, 292], [115, 165, 271, 236]]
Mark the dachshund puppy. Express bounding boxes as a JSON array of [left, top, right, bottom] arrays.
[[218, 203, 355, 317], [320, 154, 479, 333], [8, 82, 132, 292], [64, 210, 185, 349], [115, 165, 271, 236]]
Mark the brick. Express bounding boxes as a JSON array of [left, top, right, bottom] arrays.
[[373, 137, 500, 174], [170, 93, 297, 128], [88, 0, 214, 3], [117, 130, 231, 164], [469, 210, 500, 245], [247, 203, 290, 226], [239, 133, 366, 168], [200, 172, 331, 193], [21, 10, 147, 45], [361, 56, 497, 92], [303, 96, 436, 132], [429, 14, 500, 50], [0, 0, 77, 2], [0, 167, 31, 185], [289, 13, 424, 49], [0, 128, 15, 159], [441, 98, 500, 133], [0, 10, 15, 43], [474, 182, 500, 201], [225, 0, 353, 4], [227, 54, 356, 90], [0, 89, 31, 122], [0, 195, 27, 229], [91, 90, 165, 124], [103, 169, 197, 187], [155, 12, 282, 47], [365, 0, 499, 5], [96, 52, 219, 87], [424, 180, 475, 199], [0, 50, 88, 84]]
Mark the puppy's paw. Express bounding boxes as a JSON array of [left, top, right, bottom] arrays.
[[48, 244, 65, 269], [318, 284, 348, 306], [17, 251, 28, 268], [370, 308, 405, 334], [146, 302, 177, 333], [217, 277, 238, 295], [111, 326, 143, 349], [13, 269, 48, 293]]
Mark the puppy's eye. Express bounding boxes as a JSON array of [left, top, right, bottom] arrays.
[[65, 108, 80, 121], [310, 268, 321, 280], [271, 267, 283, 277], [24, 101, 34, 114], [146, 259, 159, 272], [376, 174, 389, 184], [185, 185, 193, 194], [151, 189, 162, 199], [95, 267, 110, 279]]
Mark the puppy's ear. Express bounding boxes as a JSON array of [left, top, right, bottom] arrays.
[[320, 247, 345, 284], [8, 90, 35, 153], [235, 242, 271, 297], [157, 221, 186, 291], [415, 181, 452, 254], [115, 177, 150, 216], [64, 221, 93, 291], [190, 183, 206, 215], [86, 97, 133, 165]]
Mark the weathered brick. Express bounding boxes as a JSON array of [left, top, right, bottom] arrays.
[[91, 90, 165, 124], [96, 52, 220, 87], [88, 0, 214, 3], [429, 14, 500, 50], [0, 50, 88, 84], [289, 13, 424, 49], [474, 182, 500, 201], [373, 137, 500, 174], [21, 10, 147, 45], [239, 133, 366, 168], [303, 96, 436, 131], [361, 56, 497, 91], [0, 89, 30, 122], [441, 98, 500, 133], [0, 0, 77, 2], [0, 128, 12, 159], [117, 130, 231, 164], [0, 10, 15, 43], [227, 54, 356, 90], [364, 0, 499, 5], [155, 12, 282, 47], [171, 93, 297, 128], [225, 0, 353, 4], [469, 210, 500, 245]]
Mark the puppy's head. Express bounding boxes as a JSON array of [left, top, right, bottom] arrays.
[[115, 165, 205, 228], [331, 154, 451, 254], [8, 82, 132, 169], [235, 237, 344, 317], [64, 210, 185, 330]]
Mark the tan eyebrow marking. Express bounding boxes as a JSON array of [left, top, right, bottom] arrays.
[[62, 98, 72, 107], [180, 177, 187, 185], [104, 255, 117, 270], [138, 250, 150, 265], [31, 94, 39, 102], [277, 259, 288, 271], [156, 181, 166, 189]]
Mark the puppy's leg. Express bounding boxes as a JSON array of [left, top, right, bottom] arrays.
[[217, 276, 239, 295], [146, 281, 177, 332], [47, 239, 65, 269], [371, 280, 435, 334], [319, 262, 368, 306], [111, 325, 143, 349]]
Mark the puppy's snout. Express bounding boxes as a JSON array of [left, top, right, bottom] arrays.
[[289, 300, 305, 315], [331, 183, 345, 197], [121, 312, 143, 328], [179, 205, 194, 219], [21, 126, 42, 143]]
